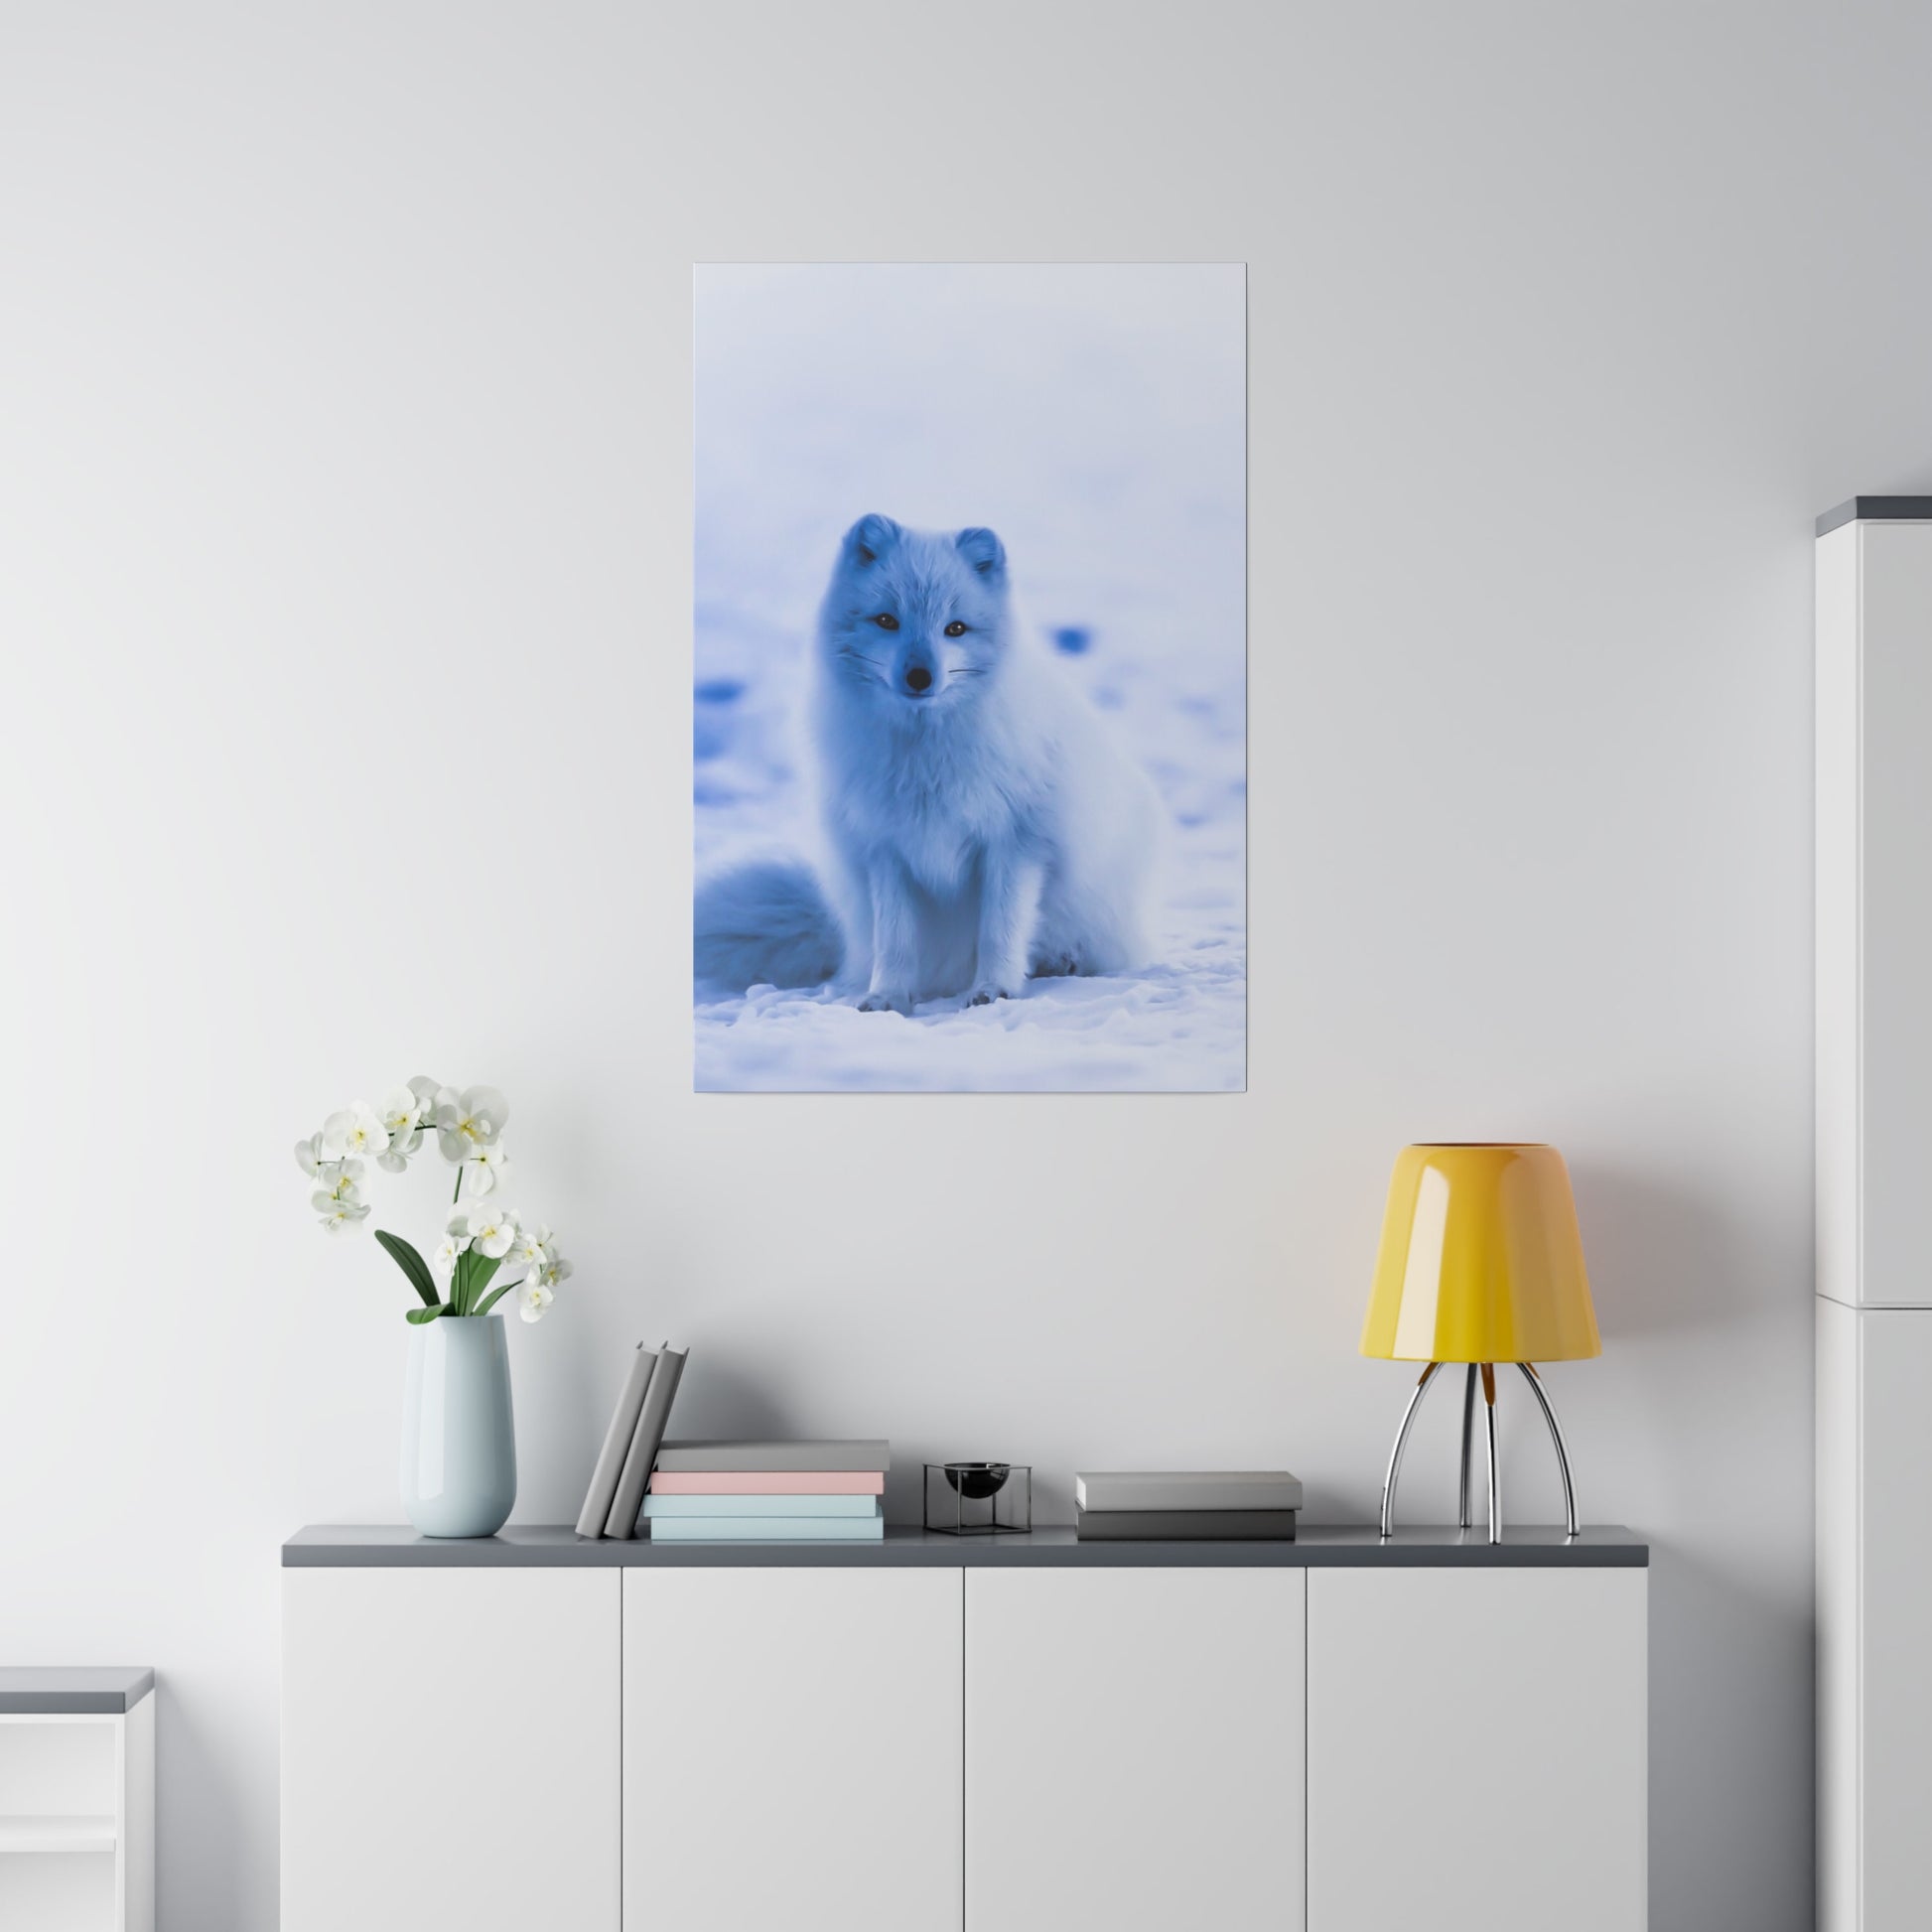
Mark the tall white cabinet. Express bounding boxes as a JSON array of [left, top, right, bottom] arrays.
[[1816, 499, 1932, 1932]]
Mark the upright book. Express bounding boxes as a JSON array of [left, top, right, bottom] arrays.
[[575, 1342, 657, 1539], [604, 1343, 689, 1539]]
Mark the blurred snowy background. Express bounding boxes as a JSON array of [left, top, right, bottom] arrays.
[[694, 264, 1246, 1090]]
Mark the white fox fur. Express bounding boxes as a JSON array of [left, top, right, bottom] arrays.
[[695, 515, 1162, 1010]]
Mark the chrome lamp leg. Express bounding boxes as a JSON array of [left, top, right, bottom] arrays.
[[1481, 1362, 1501, 1544], [1457, 1365, 1477, 1530], [1378, 1361, 1442, 1539], [1518, 1361, 1580, 1537]]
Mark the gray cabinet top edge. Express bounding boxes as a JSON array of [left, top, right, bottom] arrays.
[[284, 1524, 1647, 1570], [0, 1667, 154, 1714], [1817, 496, 1932, 537]]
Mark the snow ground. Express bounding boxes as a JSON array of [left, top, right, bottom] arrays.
[[693, 266, 1246, 1092]]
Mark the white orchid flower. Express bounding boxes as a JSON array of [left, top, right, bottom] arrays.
[[517, 1281, 555, 1323], [433, 1219, 470, 1276], [293, 1133, 327, 1179], [531, 1251, 573, 1294], [460, 1143, 513, 1198], [314, 1159, 365, 1203], [408, 1074, 442, 1113], [465, 1206, 518, 1260], [434, 1085, 508, 1163], [314, 1190, 370, 1234], [321, 1101, 388, 1163], [378, 1085, 423, 1137], [509, 1221, 552, 1270], [371, 1086, 426, 1172]]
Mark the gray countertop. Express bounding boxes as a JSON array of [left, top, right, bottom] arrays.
[[286, 1524, 1646, 1569], [0, 1667, 154, 1714], [1817, 495, 1932, 535]]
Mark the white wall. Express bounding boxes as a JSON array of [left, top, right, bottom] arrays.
[[2, 2, 1926, 1925]]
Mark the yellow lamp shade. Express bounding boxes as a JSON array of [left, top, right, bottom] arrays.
[[1361, 1144, 1599, 1364]]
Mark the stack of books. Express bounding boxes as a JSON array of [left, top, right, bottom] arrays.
[[1073, 1470, 1303, 1540], [642, 1441, 890, 1543], [575, 1341, 691, 1541]]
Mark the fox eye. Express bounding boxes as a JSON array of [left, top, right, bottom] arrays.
[[944, 621, 968, 636], [873, 614, 899, 631]]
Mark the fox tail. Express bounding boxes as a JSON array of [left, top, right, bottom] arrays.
[[694, 857, 843, 992]]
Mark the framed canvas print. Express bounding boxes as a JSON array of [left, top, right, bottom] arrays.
[[693, 263, 1246, 1092]]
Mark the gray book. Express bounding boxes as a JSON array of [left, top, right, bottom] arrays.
[[652, 1439, 890, 1474], [1075, 1470, 1305, 1513], [1075, 1507, 1298, 1541], [605, 1344, 689, 1539], [574, 1343, 657, 1539]]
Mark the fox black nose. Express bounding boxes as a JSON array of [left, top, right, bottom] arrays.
[[904, 665, 933, 694]]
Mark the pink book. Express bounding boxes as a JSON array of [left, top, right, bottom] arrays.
[[647, 1469, 886, 1495]]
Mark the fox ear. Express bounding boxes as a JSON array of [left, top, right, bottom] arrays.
[[955, 527, 1006, 578], [844, 514, 900, 568]]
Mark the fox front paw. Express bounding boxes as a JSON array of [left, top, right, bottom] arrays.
[[857, 987, 915, 1015], [966, 982, 1015, 1007]]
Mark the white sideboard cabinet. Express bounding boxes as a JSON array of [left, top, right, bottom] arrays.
[[283, 1524, 1646, 1932], [1816, 499, 1932, 1932]]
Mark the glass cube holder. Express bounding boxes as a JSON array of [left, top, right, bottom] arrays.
[[924, 1462, 1032, 1535]]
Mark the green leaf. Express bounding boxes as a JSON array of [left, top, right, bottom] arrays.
[[404, 1303, 447, 1325], [447, 1249, 503, 1318], [374, 1229, 440, 1309], [474, 1279, 515, 1318], [466, 1253, 503, 1312]]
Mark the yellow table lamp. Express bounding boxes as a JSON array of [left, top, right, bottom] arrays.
[[1363, 1144, 1599, 1543]]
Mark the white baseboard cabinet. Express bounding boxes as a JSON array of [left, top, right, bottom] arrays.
[[282, 1526, 1647, 1932], [0, 1671, 154, 1932]]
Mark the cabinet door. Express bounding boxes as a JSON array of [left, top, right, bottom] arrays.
[[1858, 527, 1932, 1307], [1860, 1308, 1932, 1925], [282, 1569, 620, 1932], [623, 1568, 961, 1932], [965, 1568, 1305, 1932], [1307, 1568, 1645, 1932]]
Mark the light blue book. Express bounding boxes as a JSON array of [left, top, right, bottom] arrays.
[[647, 1515, 887, 1543], [640, 1493, 882, 1520]]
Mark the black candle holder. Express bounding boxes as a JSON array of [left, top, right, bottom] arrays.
[[924, 1461, 1032, 1535]]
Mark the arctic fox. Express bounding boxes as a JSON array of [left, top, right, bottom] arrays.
[[695, 514, 1163, 1011]]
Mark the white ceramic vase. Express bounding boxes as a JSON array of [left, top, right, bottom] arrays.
[[400, 1315, 516, 1538]]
